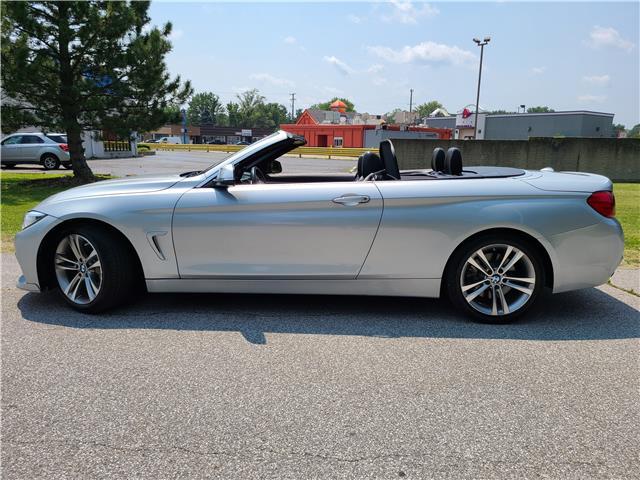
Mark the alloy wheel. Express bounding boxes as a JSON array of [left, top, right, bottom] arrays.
[[54, 234, 102, 304], [43, 156, 58, 169], [459, 243, 536, 316]]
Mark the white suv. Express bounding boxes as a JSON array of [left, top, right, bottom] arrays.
[[1, 132, 72, 170]]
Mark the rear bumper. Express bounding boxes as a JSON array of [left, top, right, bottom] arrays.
[[549, 218, 624, 293]]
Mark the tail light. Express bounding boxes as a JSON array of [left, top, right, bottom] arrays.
[[59, 143, 69, 152], [587, 191, 615, 218]]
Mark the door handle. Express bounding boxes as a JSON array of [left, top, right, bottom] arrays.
[[332, 194, 370, 206]]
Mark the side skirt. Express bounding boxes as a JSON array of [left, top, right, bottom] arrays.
[[146, 278, 441, 298]]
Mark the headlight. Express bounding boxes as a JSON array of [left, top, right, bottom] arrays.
[[22, 211, 47, 230]]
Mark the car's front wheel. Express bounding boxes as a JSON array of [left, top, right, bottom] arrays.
[[51, 225, 136, 312], [41, 154, 60, 170], [446, 234, 545, 323]]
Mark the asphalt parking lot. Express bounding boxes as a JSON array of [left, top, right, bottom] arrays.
[[1, 253, 638, 479], [3, 150, 356, 177]]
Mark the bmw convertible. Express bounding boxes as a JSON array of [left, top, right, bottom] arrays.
[[15, 131, 623, 322]]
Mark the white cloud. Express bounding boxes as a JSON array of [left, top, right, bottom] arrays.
[[367, 64, 384, 73], [531, 66, 546, 75], [168, 29, 184, 41], [283, 36, 297, 45], [348, 14, 363, 24], [372, 77, 388, 86], [249, 73, 295, 88], [582, 74, 610, 86], [587, 26, 634, 51], [578, 94, 607, 103], [368, 41, 475, 67], [323, 55, 354, 75], [382, 0, 439, 24]]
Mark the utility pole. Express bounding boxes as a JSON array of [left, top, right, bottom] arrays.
[[472, 36, 491, 139], [290, 93, 296, 122], [409, 88, 414, 113]]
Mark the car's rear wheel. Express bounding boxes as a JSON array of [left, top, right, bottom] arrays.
[[51, 225, 136, 313], [446, 234, 545, 323], [41, 154, 60, 170]]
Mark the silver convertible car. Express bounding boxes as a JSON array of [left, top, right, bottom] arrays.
[[15, 130, 623, 322]]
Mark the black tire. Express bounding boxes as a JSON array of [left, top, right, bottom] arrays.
[[1, 163, 17, 169], [48, 224, 137, 313], [62, 162, 72, 169], [41, 154, 60, 170], [445, 233, 546, 324]]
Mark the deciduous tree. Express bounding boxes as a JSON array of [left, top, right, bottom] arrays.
[[187, 92, 224, 125], [309, 97, 356, 112]]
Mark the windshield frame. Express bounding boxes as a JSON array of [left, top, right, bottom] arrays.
[[195, 130, 299, 185]]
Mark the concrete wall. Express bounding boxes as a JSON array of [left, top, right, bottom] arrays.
[[392, 137, 640, 182]]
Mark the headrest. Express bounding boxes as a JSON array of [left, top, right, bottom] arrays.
[[445, 148, 463, 176], [359, 152, 384, 179], [431, 148, 445, 172], [379, 140, 400, 180]]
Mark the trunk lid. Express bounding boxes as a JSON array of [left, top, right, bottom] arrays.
[[521, 170, 613, 193]]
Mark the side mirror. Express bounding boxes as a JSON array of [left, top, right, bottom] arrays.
[[214, 164, 235, 188], [269, 160, 283, 174]]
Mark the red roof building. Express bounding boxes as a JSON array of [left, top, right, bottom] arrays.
[[281, 108, 452, 148]]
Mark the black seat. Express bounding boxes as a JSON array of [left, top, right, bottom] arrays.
[[444, 147, 463, 176], [431, 148, 445, 172], [357, 152, 384, 180], [379, 140, 401, 180]]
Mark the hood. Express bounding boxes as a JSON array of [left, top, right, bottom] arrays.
[[37, 174, 184, 206]]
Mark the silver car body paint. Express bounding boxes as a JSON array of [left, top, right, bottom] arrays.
[[15, 131, 624, 298]]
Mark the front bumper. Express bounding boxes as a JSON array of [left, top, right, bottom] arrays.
[[14, 214, 60, 293], [17, 275, 40, 292]]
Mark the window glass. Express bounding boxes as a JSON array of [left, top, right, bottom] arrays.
[[2, 136, 22, 145], [46, 135, 67, 143], [333, 137, 344, 147], [20, 135, 44, 144]]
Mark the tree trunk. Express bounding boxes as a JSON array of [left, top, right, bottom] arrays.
[[57, 2, 95, 183], [67, 125, 94, 182]]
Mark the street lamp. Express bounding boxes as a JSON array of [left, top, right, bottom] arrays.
[[472, 36, 491, 139]]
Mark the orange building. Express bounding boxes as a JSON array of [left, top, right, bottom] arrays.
[[281, 102, 452, 148]]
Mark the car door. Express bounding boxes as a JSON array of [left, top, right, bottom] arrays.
[[1, 135, 22, 160], [19, 135, 45, 161], [172, 181, 383, 279]]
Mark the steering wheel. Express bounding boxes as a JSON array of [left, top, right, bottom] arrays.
[[249, 166, 267, 184]]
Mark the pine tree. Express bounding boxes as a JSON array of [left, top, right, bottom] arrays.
[[1, 1, 192, 181]]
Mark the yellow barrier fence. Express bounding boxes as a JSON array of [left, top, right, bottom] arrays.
[[139, 143, 372, 159]]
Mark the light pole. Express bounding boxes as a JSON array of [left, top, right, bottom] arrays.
[[472, 36, 490, 139]]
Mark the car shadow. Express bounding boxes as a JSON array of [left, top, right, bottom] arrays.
[[17, 287, 639, 344]]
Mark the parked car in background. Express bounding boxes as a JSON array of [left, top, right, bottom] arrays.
[[157, 136, 182, 144], [236, 140, 251, 145], [207, 139, 226, 145], [1, 132, 71, 170]]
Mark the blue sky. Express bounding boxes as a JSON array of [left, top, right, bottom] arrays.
[[149, 1, 640, 126]]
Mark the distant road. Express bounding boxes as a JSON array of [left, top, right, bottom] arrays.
[[3, 151, 357, 177]]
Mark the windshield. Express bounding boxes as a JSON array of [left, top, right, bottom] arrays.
[[200, 131, 284, 174]]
